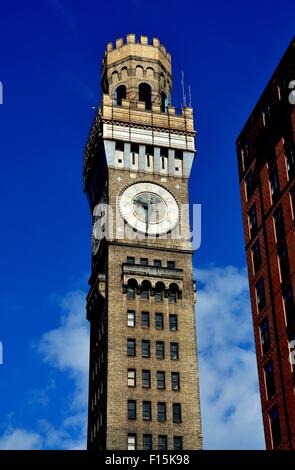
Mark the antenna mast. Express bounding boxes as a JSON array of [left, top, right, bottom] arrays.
[[181, 70, 187, 108]]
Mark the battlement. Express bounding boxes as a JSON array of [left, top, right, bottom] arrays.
[[104, 34, 171, 63], [103, 34, 172, 74]]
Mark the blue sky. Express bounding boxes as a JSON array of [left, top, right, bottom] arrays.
[[0, 0, 294, 449]]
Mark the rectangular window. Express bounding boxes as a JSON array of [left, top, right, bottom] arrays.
[[127, 256, 135, 265], [170, 342, 179, 360], [241, 142, 249, 170], [127, 339, 136, 357], [127, 369, 136, 387], [128, 434, 136, 450], [143, 434, 152, 450], [248, 204, 258, 238], [169, 314, 178, 331], [252, 240, 262, 274], [140, 258, 148, 266], [157, 402, 166, 422], [154, 259, 162, 267], [156, 341, 165, 359], [168, 291, 177, 303], [173, 436, 183, 450], [283, 285, 294, 322], [142, 340, 150, 358], [128, 400, 136, 420], [173, 403, 182, 423], [143, 401, 152, 421], [171, 372, 180, 391], [273, 206, 285, 241], [158, 435, 167, 450], [155, 312, 164, 330], [141, 288, 149, 300], [157, 371, 165, 389], [260, 318, 270, 355], [285, 143, 295, 178], [245, 169, 255, 200], [155, 290, 163, 302], [278, 243, 290, 282], [142, 369, 151, 388], [264, 361, 276, 399], [256, 278, 266, 312], [167, 260, 175, 269], [127, 310, 135, 327], [269, 407, 281, 448], [269, 167, 280, 202], [141, 311, 150, 328]]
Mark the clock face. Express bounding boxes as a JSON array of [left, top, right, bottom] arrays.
[[119, 182, 179, 235], [92, 190, 107, 255]]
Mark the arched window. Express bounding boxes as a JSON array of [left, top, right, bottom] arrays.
[[161, 91, 168, 112], [155, 281, 165, 302], [127, 279, 137, 299], [114, 84, 126, 106], [139, 83, 152, 110], [141, 280, 151, 300], [168, 283, 179, 303]]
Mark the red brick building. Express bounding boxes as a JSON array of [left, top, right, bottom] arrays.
[[236, 37, 295, 449]]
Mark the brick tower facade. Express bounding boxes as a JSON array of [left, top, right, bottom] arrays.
[[83, 34, 202, 450], [236, 38, 295, 449]]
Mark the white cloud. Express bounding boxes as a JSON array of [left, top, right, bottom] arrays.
[[0, 428, 42, 450], [37, 290, 89, 448], [0, 289, 89, 450], [196, 265, 265, 449]]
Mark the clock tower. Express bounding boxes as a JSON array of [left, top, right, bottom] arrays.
[[83, 34, 202, 450]]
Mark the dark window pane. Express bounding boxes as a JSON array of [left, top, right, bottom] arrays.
[[157, 402, 166, 422], [168, 292, 177, 303], [256, 278, 266, 311], [170, 343, 179, 360], [269, 407, 281, 448], [248, 204, 258, 238], [127, 286, 135, 300], [156, 341, 165, 359], [142, 370, 151, 388], [127, 256, 135, 265], [155, 313, 164, 329], [142, 340, 150, 358], [260, 318, 270, 354], [158, 435, 167, 450], [143, 401, 151, 421], [157, 371, 165, 389], [269, 167, 280, 202], [128, 400, 136, 420], [141, 312, 150, 328], [173, 403, 182, 423], [278, 243, 290, 282], [173, 436, 183, 450], [155, 291, 163, 301], [265, 361, 276, 399], [154, 259, 162, 267], [140, 258, 148, 266], [171, 372, 180, 391], [283, 285, 294, 322], [252, 240, 262, 274], [273, 206, 285, 241], [127, 339, 136, 357], [143, 434, 152, 450], [245, 169, 256, 200], [167, 261, 175, 269], [169, 314, 178, 331]]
